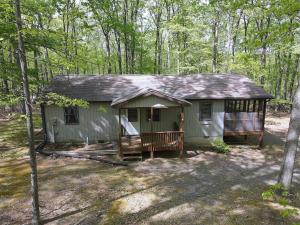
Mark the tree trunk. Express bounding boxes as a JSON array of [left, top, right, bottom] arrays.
[[0, 46, 9, 94], [37, 13, 52, 81], [33, 50, 40, 95], [276, 53, 283, 99], [212, 12, 219, 73], [278, 73, 300, 189], [243, 14, 248, 53], [14, 0, 41, 224], [123, 0, 129, 74], [166, 2, 171, 71], [153, 5, 162, 75], [114, 30, 122, 74], [103, 32, 112, 74], [289, 54, 300, 100], [284, 53, 292, 100]]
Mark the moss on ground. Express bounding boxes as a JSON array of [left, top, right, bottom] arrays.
[[0, 114, 41, 159]]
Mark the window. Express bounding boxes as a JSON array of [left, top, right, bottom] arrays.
[[128, 108, 138, 122], [147, 108, 160, 122], [199, 102, 212, 121], [64, 106, 79, 124]]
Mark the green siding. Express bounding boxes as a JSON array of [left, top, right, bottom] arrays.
[[140, 108, 181, 132], [184, 100, 225, 143], [45, 103, 118, 143], [44, 100, 225, 144]]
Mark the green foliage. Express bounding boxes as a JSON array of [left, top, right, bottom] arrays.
[[262, 183, 287, 200], [280, 208, 298, 218], [211, 138, 230, 154], [0, 94, 21, 107], [262, 183, 299, 220], [271, 99, 292, 105], [39, 92, 89, 108], [98, 105, 108, 113]]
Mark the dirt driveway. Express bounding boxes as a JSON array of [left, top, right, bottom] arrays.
[[1, 114, 299, 225]]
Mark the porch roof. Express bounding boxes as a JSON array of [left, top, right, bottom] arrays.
[[111, 88, 192, 108]]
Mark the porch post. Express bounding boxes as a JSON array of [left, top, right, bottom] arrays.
[[179, 106, 184, 158], [150, 107, 154, 159], [118, 108, 123, 158], [259, 99, 267, 147]]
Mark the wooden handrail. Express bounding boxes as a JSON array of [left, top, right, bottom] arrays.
[[142, 131, 184, 134], [141, 131, 184, 152]]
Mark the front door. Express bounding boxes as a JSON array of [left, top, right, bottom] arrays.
[[126, 108, 140, 135]]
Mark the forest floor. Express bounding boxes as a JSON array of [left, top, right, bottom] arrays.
[[0, 113, 300, 225]]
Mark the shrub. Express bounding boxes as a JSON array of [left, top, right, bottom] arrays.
[[262, 183, 299, 220], [211, 138, 230, 153]]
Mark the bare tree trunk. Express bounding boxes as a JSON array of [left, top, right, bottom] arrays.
[[278, 73, 300, 189], [14, 0, 41, 224]]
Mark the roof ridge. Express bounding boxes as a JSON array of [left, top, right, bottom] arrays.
[[53, 73, 247, 78]]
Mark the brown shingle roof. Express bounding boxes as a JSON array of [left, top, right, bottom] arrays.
[[45, 74, 273, 102]]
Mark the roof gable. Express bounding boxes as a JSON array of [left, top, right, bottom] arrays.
[[111, 88, 192, 107]]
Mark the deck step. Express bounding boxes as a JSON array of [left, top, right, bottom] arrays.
[[122, 155, 142, 161]]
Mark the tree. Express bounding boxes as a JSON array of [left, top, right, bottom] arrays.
[[278, 72, 300, 189], [14, 0, 41, 223]]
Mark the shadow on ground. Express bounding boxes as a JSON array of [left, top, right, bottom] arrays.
[[0, 115, 299, 225]]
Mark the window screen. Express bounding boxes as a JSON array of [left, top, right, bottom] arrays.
[[128, 108, 138, 122], [147, 108, 160, 122], [64, 106, 79, 124], [199, 102, 212, 121]]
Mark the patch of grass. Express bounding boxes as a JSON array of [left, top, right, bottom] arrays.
[[0, 113, 42, 159], [262, 183, 299, 220], [211, 138, 230, 154]]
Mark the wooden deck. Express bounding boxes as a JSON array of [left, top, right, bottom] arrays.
[[120, 131, 184, 159]]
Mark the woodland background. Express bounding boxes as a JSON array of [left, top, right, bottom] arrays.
[[0, 0, 300, 108]]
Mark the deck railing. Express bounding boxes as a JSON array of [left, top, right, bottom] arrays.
[[141, 131, 184, 152]]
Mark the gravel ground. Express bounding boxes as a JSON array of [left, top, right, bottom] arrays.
[[0, 114, 299, 225]]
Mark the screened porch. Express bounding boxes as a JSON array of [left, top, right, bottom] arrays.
[[224, 99, 267, 146]]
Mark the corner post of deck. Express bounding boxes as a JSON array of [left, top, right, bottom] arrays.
[[179, 106, 184, 158], [259, 99, 267, 148], [150, 107, 154, 159], [118, 108, 123, 159]]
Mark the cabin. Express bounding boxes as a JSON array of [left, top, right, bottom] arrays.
[[42, 74, 273, 159]]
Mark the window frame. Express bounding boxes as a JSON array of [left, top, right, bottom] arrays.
[[127, 108, 138, 122], [199, 102, 213, 122], [64, 106, 79, 125], [147, 108, 160, 122]]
